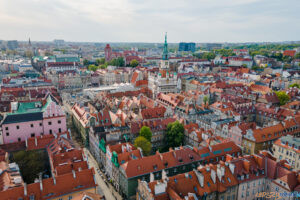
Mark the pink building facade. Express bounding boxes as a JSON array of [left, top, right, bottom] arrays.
[[228, 125, 244, 146], [1, 95, 66, 144]]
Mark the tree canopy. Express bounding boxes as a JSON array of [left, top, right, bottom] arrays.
[[88, 64, 98, 72], [108, 57, 125, 67], [12, 150, 51, 183], [83, 59, 89, 66], [203, 96, 209, 105], [289, 83, 300, 89], [134, 136, 152, 156], [275, 91, 290, 105], [130, 59, 139, 67], [96, 58, 106, 66], [164, 121, 184, 149], [295, 52, 300, 59], [139, 126, 152, 142], [193, 52, 216, 60]]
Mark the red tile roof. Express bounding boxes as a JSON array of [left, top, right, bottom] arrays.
[[141, 107, 166, 120], [0, 168, 96, 200], [283, 50, 296, 57]]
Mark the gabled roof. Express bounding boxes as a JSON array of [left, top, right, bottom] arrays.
[[0, 168, 96, 200]]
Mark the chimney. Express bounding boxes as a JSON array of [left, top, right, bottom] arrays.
[[217, 167, 222, 182], [24, 183, 27, 196], [35, 137, 38, 146], [137, 147, 144, 157], [25, 138, 28, 148], [229, 163, 235, 174], [150, 173, 154, 182], [210, 169, 216, 184], [194, 169, 204, 187], [162, 169, 167, 180], [72, 170, 76, 178], [39, 174, 43, 191], [221, 166, 225, 177], [53, 175, 56, 185]]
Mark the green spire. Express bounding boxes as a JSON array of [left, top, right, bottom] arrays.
[[162, 32, 168, 60]]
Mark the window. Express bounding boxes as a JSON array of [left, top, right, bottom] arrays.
[[31, 133, 35, 138], [30, 124, 34, 128], [6, 132, 9, 136], [49, 129, 52, 134], [16, 125, 19, 129], [59, 128, 61, 133], [58, 120, 61, 124], [68, 196, 73, 200], [48, 121, 52, 125], [18, 138, 21, 142], [39, 123, 42, 126], [5, 127, 8, 130]]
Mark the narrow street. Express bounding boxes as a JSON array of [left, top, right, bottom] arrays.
[[64, 102, 123, 200], [83, 148, 123, 200]]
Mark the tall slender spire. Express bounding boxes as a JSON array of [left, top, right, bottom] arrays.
[[28, 37, 32, 47], [162, 32, 168, 60]]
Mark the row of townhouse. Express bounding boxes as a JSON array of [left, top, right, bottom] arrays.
[[137, 151, 300, 200], [92, 141, 241, 199]]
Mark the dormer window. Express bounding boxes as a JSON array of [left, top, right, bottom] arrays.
[[189, 155, 194, 160], [153, 165, 158, 170], [164, 162, 168, 167]]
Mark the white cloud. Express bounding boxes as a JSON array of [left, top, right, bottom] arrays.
[[0, 0, 299, 42]]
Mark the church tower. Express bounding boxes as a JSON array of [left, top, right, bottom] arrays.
[[160, 33, 169, 69]]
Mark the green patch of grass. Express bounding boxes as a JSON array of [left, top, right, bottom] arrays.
[[10, 149, 51, 184]]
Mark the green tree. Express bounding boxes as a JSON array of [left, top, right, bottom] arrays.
[[275, 91, 290, 105], [203, 96, 209, 105], [130, 59, 139, 68], [12, 150, 51, 183], [214, 49, 235, 57], [295, 52, 300, 59], [134, 136, 152, 155], [83, 59, 89, 66], [139, 126, 152, 142], [88, 64, 98, 72], [96, 58, 105, 66], [100, 63, 108, 69], [25, 50, 33, 58], [117, 57, 125, 67], [164, 121, 184, 149], [289, 83, 300, 88]]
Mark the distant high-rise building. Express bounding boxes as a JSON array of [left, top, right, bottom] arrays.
[[7, 40, 19, 50], [206, 43, 222, 51], [53, 39, 65, 46], [178, 42, 196, 52]]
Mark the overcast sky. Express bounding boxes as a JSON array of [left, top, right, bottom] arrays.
[[0, 0, 299, 43]]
